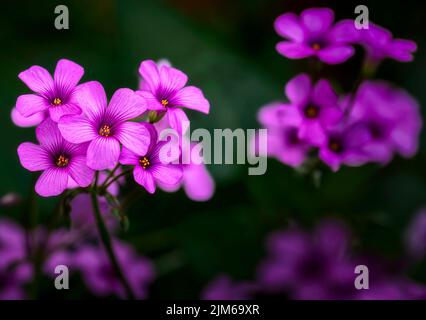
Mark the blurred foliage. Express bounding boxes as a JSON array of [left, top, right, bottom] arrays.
[[1, 0, 426, 298]]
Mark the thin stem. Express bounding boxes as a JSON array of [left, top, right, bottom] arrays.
[[91, 173, 135, 299], [102, 168, 132, 190], [102, 164, 121, 187]]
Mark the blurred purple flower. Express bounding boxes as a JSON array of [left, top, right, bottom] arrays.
[[16, 59, 84, 122], [119, 124, 182, 194], [275, 8, 354, 64], [58, 81, 149, 170], [333, 20, 417, 64], [17, 119, 94, 197], [0, 219, 33, 300], [256, 102, 310, 167], [69, 193, 118, 234], [405, 208, 426, 259], [137, 59, 210, 133], [73, 241, 154, 299], [283, 74, 342, 146], [350, 81, 422, 164], [319, 123, 372, 172]]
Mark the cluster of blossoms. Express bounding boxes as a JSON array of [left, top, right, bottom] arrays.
[[256, 7, 421, 171], [202, 218, 426, 300], [14, 58, 214, 200], [0, 198, 154, 299]]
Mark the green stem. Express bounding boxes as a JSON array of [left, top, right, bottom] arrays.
[[102, 168, 132, 190], [91, 175, 135, 299], [102, 164, 121, 187]]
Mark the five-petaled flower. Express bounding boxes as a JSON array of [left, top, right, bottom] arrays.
[[16, 59, 85, 123], [17, 118, 94, 197], [274, 8, 355, 64], [119, 124, 182, 194], [282, 73, 343, 146], [58, 81, 150, 170], [137, 60, 210, 133]]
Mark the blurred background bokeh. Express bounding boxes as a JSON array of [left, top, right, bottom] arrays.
[[1, 0, 426, 298]]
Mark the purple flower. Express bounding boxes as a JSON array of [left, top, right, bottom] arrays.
[[350, 81, 422, 164], [319, 123, 372, 172], [16, 59, 85, 122], [157, 138, 215, 201], [275, 8, 354, 64], [256, 102, 310, 167], [58, 81, 150, 170], [17, 118, 94, 197], [119, 124, 183, 194], [283, 74, 342, 146], [73, 241, 154, 299], [333, 20, 417, 64], [405, 208, 426, 259], [256, 220, 356, 299], [137, 59, 210, 133], [69, 193, 118, 234], [0, 219, 33, 300]]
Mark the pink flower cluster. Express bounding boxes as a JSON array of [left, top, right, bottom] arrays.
[[14, 59, 214, 200], [256, 7, 421, 171]]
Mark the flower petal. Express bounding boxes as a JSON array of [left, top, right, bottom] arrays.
[[173, 86, 210, 114], [151, 164, 182, 185], [106, 88, 147, 123], [35, 118, 64, 151], [167, 107, 189, 134], [285, 73, 311, 106], [274, 13, 305, 42], [87, 137, 120, 170], [138, 60, 161, 92], [68, 155, 94, 187], [16, 94, 49, 118], [49, 102, 82, 122], [35, 168, 69, 197], [11, 108, 46, 128], [313, 79, 338, 108], [54, 59, 84, 94], [18, 65, 54, 94], [73, 81, 107, 122], [119, 147, 140, 165], [58, 115, 97, 143], [17, 142, 51, 171], [298, 121, 326, 146], [136, 90, 164, 111], [301, 8, 334, 34], [115, 121, 151, 156], [276, 42, 314, 59], [183, 164, 215, 201], [389, 39, 417, 62], [159, 65, 188, 93], [133, 166, 156, 193], [318, 45, 354, 64]]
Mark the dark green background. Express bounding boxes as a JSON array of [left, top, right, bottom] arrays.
[[1, 0, 426, 298]]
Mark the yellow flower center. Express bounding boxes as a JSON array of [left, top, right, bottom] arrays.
[[161, 99, 169, 107], [52, 98, 62, 106], [139, 156, 150, 169], [99, 125, 111, 137], [56, 155, 69, 167]]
